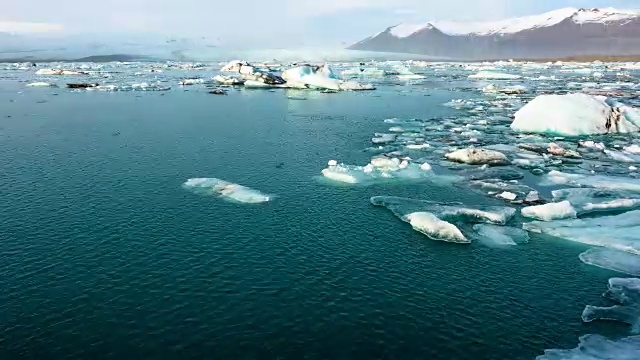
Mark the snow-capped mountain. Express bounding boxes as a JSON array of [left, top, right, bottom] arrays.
[[349, 8, 640, 60]]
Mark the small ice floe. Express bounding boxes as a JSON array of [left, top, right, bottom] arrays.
[[625, 144, 640, 155], [605, 149, 640, 163], [371, 196, 517, 244], [320, 157, 437, 185], [521, 201, 577, 221], [473, 224, 529, 247], [26, 82, 55, 87], [371, 133, 397, 144], [35, 68, 87, 75], [213, 75, 244, 85], [536, 334, 640, 360], [468, 71, 522, 80], [552, 188, 640, 216], [579, 140, 606, 150], [579, 249, 640, 276], [524, 210, 640, 255], [543, 170, 640, 193], [497, 192, 518, 201], [482, 84, 527, 94], [511, 93, 640, 136], [445, 147, 509, 165], [182, 178, 271, 204], [581, 277, 640, 332], [179, 78, 205, 86]]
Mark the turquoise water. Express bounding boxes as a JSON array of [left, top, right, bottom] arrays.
[[0, 69, 633, 359]]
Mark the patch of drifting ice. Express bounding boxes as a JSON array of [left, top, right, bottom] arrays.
[[511, 93, 640, 136], [473, 224, 529, 247], [524, 210, 640, 255], [445, 148, 509, 165], [605, 149, 640, 163], [321, 158, 438, 185], [26, 82, 54, 87], [521, 201, 577, 221], [543, 170, 640, 192], [536, 334, 640, 360], [625, 145, 640, 155], [582, 277, 640, 333], [183, 178, 271, 204], [579, 248, 640, 276], [468, 71, 522, 80]]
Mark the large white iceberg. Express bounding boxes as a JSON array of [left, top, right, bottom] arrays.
[[182, 178, 271, 204], [511, 93, 640, 136], [282, 64, 375, 91]]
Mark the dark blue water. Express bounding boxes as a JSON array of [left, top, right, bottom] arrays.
[[0, 86, 627, 359]]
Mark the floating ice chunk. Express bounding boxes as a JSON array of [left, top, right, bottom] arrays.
[[26, 82, 54, 87], [473, 224, 529, 247], [327, 160, 338, 167], [497, 191, 517, 201], [521, 201, 577, 221], [543, 170, 640, 192], [371, 196, 515, 226], [468, 71, 522, 80], [536, 334, 640, 360], [406, 144, 431, 150], [625, 145, 640, 155], [179, 78, 205, 85], [321, 159, 436, 185], [605, 149, 640, 163], [483, 84, 527, 94], [579, 248, 640, 276], [213, 75, 244, 85], [372, 133, 397, 144], [445, 148, 509, 165], [183, 178, 271, 204], [511, 93, 640, 136], [403, 212, 468, 243], [580, 140, 606, 150], [35, 68, 87, 75], [582, 277, 640, 333], [420, 162, 432, 171], [524, 211, 640, 254]]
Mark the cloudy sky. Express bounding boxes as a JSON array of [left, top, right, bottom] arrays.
[[2, 0, 639, 46]]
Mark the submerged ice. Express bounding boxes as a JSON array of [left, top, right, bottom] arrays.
[[582, 278, 640, 333], [536, 334, 640, 360], [182, 178, 271, 204]]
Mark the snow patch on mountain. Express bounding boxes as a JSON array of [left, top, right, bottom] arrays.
[[388, 7, 640, 38]]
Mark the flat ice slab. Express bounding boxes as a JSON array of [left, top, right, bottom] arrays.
[[183, 178, 271, 204]]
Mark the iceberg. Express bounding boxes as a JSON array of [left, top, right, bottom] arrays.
[[404, 212, 469, 243], [282, 64, 375, 91], [524, 211, 640, 255], [536, 334, 640, 360], [445, 148, 509, 165], [579, 248, 640, 276], [582, 277, 640, 333], [511, 93, 640, 136], [182, 178, 271, 204], [521, 201, 577, 221]]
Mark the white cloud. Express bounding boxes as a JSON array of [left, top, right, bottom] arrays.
[[0, 21, 63, 33]]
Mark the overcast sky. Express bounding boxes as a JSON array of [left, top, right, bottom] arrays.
[[2, 0, 639, 46]]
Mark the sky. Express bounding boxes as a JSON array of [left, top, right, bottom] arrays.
[[1, 0, 639, 47]]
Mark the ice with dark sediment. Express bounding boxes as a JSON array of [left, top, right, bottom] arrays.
[[536, 334, 640, 360], [582, 278, 640, 333], [182, 178, 271, 204]]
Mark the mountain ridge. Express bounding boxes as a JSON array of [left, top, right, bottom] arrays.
[[349, 7, 640, 60]]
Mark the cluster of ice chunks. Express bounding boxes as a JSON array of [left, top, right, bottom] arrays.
[[370, 196, 524, 246]]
